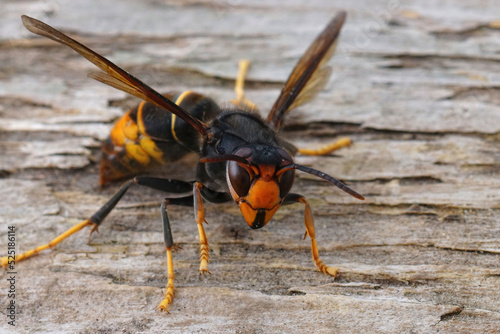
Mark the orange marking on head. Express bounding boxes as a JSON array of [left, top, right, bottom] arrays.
[[238, 201, 281, 229], [239, 202, 257, 225], [228, 164, 283, 228], [246, 179, 280, 209], [258, 165, 276, 181]]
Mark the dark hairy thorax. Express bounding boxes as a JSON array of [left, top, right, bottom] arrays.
[[198, 110, 287, 191]]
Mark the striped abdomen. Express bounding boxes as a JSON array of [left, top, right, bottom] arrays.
[[99, 91, 220, 186]]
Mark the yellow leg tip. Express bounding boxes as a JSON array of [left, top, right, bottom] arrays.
[[337, 137, 351, 148], [324, 266, 339, 278], [199, 257, 211, 274], [199, 243, 210, 274], [156, 284, 175, 313], [155, 302, 171, 313], [199, 268, 211, 275], [298, 137, 352, 156], [314, 260, 339, 278]]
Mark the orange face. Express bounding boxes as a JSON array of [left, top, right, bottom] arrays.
[[227, 161, 295, 229], [202, 145, 364, 230]]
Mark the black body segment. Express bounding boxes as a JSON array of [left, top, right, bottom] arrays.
[[137, 92, 220, 151], [90, 180, 134, 226], [161, 201, 174, 248], [100, 91, 221, 185], [198, 110, 282, 192]]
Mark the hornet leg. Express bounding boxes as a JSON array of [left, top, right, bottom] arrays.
[[284, 193, 339, 277], [0, 176, 192, 267], [153, 187, 229, 310], [297, 137, 352, 156], [156, 199, 183, 313], [1, 180, 133, 266], [193, 182, 210, 274], [230, 59, 258, 111]]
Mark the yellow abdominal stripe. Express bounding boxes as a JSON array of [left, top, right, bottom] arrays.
[[123, 119, 138, 140], [121, 101, 159, 166], [123, 91, 196, 166], [171, 90, 193, 142], [136, 101, 148, 135], [124, 137, 164, 166], [140, 136, 164, 163], [125, 142, 150, 165]]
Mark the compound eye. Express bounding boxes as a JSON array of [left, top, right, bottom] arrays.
[[279, 169, 295, 198], [228, 161, 252, 197]]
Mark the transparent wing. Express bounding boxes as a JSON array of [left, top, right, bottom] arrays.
[[21, 15, 207, 134], [266, 11, 346, 128]]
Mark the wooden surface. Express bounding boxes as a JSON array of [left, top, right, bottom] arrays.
[[1, 0, 500, 333]]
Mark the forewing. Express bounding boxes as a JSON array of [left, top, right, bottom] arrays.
[[266, 11, 346, 128], [88, 71, 156, 103], [21, 15, 207, 134]]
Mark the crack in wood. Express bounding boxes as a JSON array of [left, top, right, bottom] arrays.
[[439, 306, 463, 322]]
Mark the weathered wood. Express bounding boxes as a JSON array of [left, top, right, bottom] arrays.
[[1, 0, 499, 332]]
